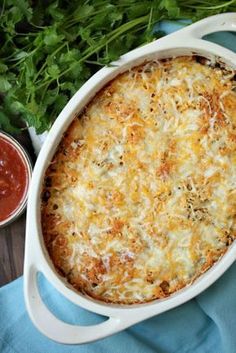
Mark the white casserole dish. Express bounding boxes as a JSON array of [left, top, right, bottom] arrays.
[[24, 13, 236, 344]]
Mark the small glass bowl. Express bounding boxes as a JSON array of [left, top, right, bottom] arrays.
[[0, 131, 32, 228]]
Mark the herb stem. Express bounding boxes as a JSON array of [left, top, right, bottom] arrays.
[[183, 0, 236, 10], [33, 42, 67, 83]]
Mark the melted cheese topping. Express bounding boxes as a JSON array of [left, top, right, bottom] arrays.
[[41, 56, 236, 304]]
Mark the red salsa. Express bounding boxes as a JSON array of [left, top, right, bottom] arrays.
[[0, 135, 29, 222]]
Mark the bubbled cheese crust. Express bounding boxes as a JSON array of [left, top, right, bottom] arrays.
[[41, 56, 236, 304]]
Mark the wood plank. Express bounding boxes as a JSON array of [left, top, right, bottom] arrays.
[[0, 215, 26, 286]]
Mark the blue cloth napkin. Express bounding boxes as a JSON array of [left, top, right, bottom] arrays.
[[1, 22, 236, 353]]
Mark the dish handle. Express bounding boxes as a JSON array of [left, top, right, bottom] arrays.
[[181, 12, 236, 39], [24, 265, 123, 344]]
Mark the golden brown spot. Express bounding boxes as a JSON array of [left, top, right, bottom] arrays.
[[110, 218, 124, 235], [127, 124, 144, 143]]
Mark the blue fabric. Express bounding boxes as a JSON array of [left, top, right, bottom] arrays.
[[1, 22, 236, 353]]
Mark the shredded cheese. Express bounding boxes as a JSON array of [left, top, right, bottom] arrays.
[[41, 56, 236, 304]]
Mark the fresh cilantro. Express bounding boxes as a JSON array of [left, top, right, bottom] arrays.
[[0, 0, 235, 133]]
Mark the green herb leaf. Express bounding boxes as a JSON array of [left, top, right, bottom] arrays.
[[159, 0, 180, 17], [0, 111, 19, 133], [0, 77, 12, 92], [47, 64, 60, 78], [43, 27, 65, 46], [0, 63, 8, 73]]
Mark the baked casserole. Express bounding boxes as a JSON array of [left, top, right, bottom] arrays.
[[41, 56, 236, 304]]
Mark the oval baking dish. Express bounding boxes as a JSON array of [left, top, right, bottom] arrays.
[[24, 13, 236, 344]]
